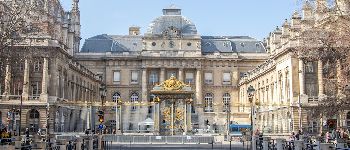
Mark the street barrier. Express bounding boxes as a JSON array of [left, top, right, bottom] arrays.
[[103, 135, 214, 144]]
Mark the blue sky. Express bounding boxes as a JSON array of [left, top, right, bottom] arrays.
[[60, 0, 302, 45]]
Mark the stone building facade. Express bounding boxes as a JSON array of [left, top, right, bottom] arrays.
[[0, 0, 101, 134], [76, 6, 268, 133], [238, 0, 350, 138]]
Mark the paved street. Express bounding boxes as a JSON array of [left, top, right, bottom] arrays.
[[107, 143, 250, 150]]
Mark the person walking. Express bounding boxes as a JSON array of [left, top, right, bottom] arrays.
[[326, 131, 331, 143], [290, 132, 296, 141]]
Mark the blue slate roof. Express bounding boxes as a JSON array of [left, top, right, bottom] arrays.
[[80, 35, 266, 54], [81, 34, 142, 53], [201, 36, 266, 53]]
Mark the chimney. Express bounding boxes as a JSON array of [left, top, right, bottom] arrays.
[[129, 26, 140, 36]]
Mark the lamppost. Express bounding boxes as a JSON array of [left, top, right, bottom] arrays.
[[247, 85, 256, 147], [99, 85, 106, 134], [116, 98, 123, 134], [226, 101, 231, 141]]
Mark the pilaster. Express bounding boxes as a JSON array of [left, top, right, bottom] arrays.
[[141, 69, 148, 101], [298, 59, 305, 95], [317, 60, 325, 98], [160, 68, 165, 82], [40, 58, 49, 102], [22, 59, 30, 101], [178, 68, 184, 81], [3, 62, 11, 100]]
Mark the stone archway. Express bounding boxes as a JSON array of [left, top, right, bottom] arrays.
[[27, 109, 40, 133]]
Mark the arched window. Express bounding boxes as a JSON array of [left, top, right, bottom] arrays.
[[29, 109, 40, 119], [27, 109, 40, 133], [33, 61, 42, 72], [223, 93, 231, 112], [204, 93, 213, 112], [112, 92, 121, 102], [130, 92, 139, 111], [111, 92, 121, 111]]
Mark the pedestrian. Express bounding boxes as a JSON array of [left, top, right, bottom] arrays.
[[326, 131, 330, 143], [67, 141, 74, 150], [290, 132, 296, 141], [25, 128, 29, 138], [295, 130, 301, 140]]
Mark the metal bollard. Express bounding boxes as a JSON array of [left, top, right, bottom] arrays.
[[98, 135, 102, 150], [75, 138, 82, 150], [252, 136, 257, 150], [88, 136, 94, 150], [319, 143, 334, 150], [294, 140, 304, 150], [276, 138, 285, 150], [262, 137, 271, 150]]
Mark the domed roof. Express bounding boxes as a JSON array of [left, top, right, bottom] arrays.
[[146, 5, 198, 36]]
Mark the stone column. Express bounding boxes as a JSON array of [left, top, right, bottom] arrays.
[[336, 60, 342, 95], [178, 68, 184, 81], [75, 138, 82, 150], [195, 69, 204, 129], [40, 58, 49, 102], [14, 136, 22, 149], [298, 59, 305, 95], [184, 101, 187, 135], [3, 62, 11, 100], [186, 102, 192, 133], [153, 102, 160, 135], [318, 60, 324, 96], [171, 100, 174, 136], [98, 135, 102, 150], [160, 68, 165, 82], [88, 136, 94, 150], [22, 59, 30, 101], [141, 69, 148, 101], [195, 69, 203, 104]]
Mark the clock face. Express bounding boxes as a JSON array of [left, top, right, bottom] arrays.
[[169, 41, 175, 48]]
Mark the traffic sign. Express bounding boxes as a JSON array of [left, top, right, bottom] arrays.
[[98, 124, 104, 130]]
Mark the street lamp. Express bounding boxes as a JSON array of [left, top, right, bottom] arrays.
[[247, 85, 256, 146], [225, 101, 231, 141], [99, 85, 106, 134], [116, 98, 123, 134]]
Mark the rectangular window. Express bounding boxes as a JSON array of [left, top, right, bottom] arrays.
[[204, 72, 213, 84], [33, 61, 42, 72], [31, 82, 41, 99], [131, 71, 139, 84], [305, 62, 316, 73], [113, 71, 120, 82], [185, 72, 194, 84], [223, 72, 231, 84], [167, 71, 177, 79], [149, 71, 159, 85]]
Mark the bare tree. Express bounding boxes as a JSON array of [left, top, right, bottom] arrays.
[[294, 0, 350, 118]]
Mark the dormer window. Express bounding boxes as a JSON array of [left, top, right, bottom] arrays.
[[223, 42, 230, 47], [205, 42, 211, 47], [240, 43, 245, 47], [256, 43, 260, 48]]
